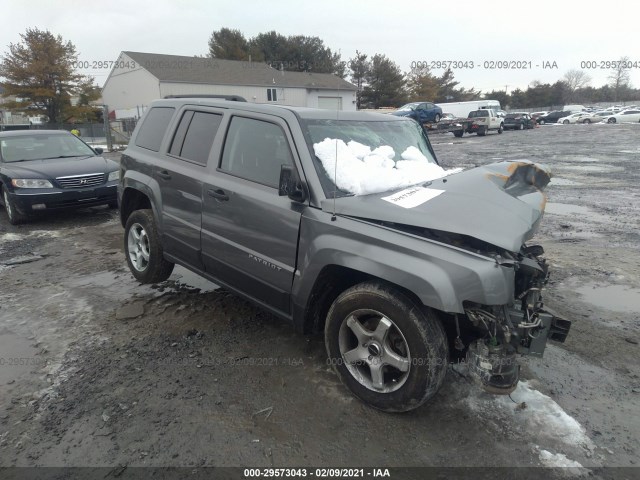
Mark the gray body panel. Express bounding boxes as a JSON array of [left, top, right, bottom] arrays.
[[292, 208, 515, 321], [119, 98, 549, 326]]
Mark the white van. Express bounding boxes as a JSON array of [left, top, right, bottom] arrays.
[[561, 105, 585, 113], [435, 100, 501, 119]]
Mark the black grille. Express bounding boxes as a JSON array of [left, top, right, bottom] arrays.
[[56, 174, 105, 189]]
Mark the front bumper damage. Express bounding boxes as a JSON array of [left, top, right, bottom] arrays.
[[463, 244, 571, 394]]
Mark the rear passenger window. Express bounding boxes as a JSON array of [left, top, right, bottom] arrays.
[[135, 107, 175, 151], [220, 117, 293, 188], [169, 111, 222, 165]]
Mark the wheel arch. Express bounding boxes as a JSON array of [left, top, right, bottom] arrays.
[[296, 263, 449, 336]]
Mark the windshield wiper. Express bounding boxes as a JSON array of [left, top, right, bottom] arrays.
[[30, 155, 93, 160]]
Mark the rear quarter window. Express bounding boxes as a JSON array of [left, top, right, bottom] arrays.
[[134, 107, 175, 152]]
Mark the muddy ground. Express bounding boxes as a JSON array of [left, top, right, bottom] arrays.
[[0, 123, 638, 477]]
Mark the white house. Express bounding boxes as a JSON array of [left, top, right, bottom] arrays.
[[102, 51, 357, 119]]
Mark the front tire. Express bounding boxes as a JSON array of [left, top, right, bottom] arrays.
[[518, 123, 524, 130], [434, 114, 441, 123], [2, 188, 27, 225], [563, 120, 569, 124], [608, 118, 616, 124], [124, 209, 174, 283], [325, 281, 448, 412], [498, 123, 504, 134]]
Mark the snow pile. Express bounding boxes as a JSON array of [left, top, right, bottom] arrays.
[[0, 233, 23, 242], [465, 380, 594, 453], [538, 449, 589, 477], [497, 381, 594, 450], [313, 138, 461, 195]]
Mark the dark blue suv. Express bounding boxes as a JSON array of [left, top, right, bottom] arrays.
[[392, 102, 443, 123]]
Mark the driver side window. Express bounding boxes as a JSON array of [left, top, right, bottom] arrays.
[[220, 116, 294, 188]]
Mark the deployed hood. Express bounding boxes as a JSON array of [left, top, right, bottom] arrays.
[[3, 155, 118, 179], [321, 161, 551, 253]]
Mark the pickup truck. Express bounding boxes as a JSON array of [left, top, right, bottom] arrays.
[[118, 96, 569, 412], [466, 109, 504, 135]]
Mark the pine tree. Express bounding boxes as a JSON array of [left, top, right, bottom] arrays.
[[0, 28, 93, 123]]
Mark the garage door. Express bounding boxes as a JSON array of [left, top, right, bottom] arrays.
[[317, 97, 343, 110]]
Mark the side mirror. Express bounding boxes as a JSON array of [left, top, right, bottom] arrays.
[[278, 164, 306, 202], [93, 147, 104, 155]]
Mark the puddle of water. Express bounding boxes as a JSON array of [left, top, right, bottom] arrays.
[[574, 283, 640, 313], [567, 156, 600, 163], [545, 203, 592, 216], [549, 178, 582, 186], [0, 332, 39, 385], [168, 266, 219, 293], [562, 165, 624, 173]]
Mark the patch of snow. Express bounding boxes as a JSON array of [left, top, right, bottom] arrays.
[[314, 138, 461, 196], [466, 380, 594, 452], [538, 449, 590, 477], [0, 233, 23, 242]]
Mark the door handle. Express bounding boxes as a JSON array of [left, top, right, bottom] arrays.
[[207, 189, 229, 201], [158, 171, 172, 180]]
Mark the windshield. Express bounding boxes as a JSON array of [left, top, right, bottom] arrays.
[[0, 134, 96, 163], [301, 118, 460, 197], [396, 103, 417, 112]]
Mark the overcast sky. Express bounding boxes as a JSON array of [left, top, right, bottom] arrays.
[[3, 0, 639, 96]]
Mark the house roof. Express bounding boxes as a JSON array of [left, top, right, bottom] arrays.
[[122, 51, 357, 91]]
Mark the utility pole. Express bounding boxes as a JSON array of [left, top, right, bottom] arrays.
[[102, 105, 113, 152]]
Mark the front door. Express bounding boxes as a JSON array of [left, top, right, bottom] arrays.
[[201, 114, 304, 315]]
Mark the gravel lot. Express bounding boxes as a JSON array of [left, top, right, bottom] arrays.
[[0, 123, 638, 477]]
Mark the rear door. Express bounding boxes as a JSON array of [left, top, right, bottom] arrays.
[[201, 113, 305, 315], [155, 107, 224, 270]]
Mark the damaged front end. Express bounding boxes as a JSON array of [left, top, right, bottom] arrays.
[[463, 244, 571, 394]]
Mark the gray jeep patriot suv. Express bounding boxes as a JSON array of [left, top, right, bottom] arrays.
[[118, 96, 570, 412]]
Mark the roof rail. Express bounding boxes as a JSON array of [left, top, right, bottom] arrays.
[[163, 94, 247, 102]]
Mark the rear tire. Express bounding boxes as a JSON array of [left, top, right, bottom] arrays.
[[477, 127, 487, 136], [518, 123, 524, 130], [563, 120, 569, 124], [453, 130, 463, 138], [608, 118, 616, 124], [325, 281, 448, 412], [583, 119, 591, 124], [539, 119, 545, 125], [124, 209, 174, 283], [2, 188, 27, 225]]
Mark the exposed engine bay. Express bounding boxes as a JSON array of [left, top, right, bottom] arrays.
[[462, 244, 571, 394]]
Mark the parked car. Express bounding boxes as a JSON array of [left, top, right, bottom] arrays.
[[466, 109, 504, 135], [557, 112, 590, 124], [118, 97, 570, 412], [0, 130, 119, 224], [577, 112, 607, 123], [531, 111, 549, 118], [603, 109, 640, 123], [392, 102, 443, 123], [503, 112, 534, 130], [536, 111, 572, 124]]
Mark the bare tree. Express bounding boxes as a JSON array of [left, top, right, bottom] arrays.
[[608, 56, 632, 101], [562, 69, 591, 102]]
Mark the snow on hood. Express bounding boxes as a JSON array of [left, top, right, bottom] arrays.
[[313, 138, 461, 196]]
